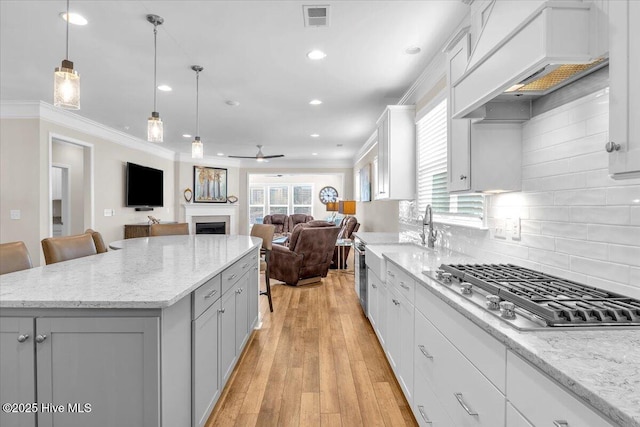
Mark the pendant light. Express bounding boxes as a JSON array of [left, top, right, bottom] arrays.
[[191, 65, 204, 159], [146, 14, 164, 142], [53, 0, 80, 109]]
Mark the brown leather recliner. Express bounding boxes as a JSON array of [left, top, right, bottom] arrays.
[[286, 214, 314, 233], [332, 216, 360, 269], [269, 220, 340, 286], [263, 214, 288, 236]]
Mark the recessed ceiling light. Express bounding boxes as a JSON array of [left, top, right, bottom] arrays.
[[307, 50, 327, 60], [217, 152, 224, 156], [59, 12, 88, 26], [225, 100, 240, 107], [157, 85, 172, 91], [182, 134, 192, 138], [309, 99, 322, 105], [405, 46, 421, 55], [337, 144, 343, 147], [312, 152, 318, 156], [310, 133, 320, 138]]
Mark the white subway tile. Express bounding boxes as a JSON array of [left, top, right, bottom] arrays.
[[522, 173, 586, 192], [568, 152, 609, 173], [632, 207, 640, 226], [586, 276, 640, 299], [630, 268, 640, 292], [555, 237, 608, 260], [608, 244, 640, 267], [570, 256, 629, 284], [568, 94, 609, 123], [554, 188, 606, 206], [585, 114, 608, 135], [588, 224, 640, 246], [520, 233, 555, 251], [529, 248, 569, 268], [524, 110, 570, 139], [541, 221, 588, 239], [537, 122, 586, 149], [521, 192, 555, 206], [539, 265, 588, 284], [522, 159, 569, 179], [606, 186, 640, 205], [521, 220, 541, 235], [530, 207, 570, 222], [522, 132, 605, 166], [485, 240, 530, 259], [569, 206, 630, 225]]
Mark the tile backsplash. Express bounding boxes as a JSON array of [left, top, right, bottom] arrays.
[[400, 88, 640, 297]]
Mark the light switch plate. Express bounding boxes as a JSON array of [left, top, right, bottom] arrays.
[[10, 209, 20, 220], [104, 209, 114, 217], [511, 217, 521, 240], [494, 219, 506, 239]]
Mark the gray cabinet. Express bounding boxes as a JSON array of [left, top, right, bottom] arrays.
[[247, 256, 259, 330], [193, 301, 221, 427], [234, 274, 250, 354], [0, 317, 36, 427], [219, 282, 238, 385]]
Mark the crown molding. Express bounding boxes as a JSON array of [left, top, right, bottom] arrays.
[[1, 100, 176, 161], [353, 131, 378, 166]]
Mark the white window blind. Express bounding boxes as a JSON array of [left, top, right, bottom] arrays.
[[416, 99, 484, 219]]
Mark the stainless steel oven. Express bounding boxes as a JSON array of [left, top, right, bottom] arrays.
[[354, 241, 367, 316]]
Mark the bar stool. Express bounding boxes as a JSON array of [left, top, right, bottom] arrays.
[[0, 241, 33, 274], [149, 223, 189, 236], [250, 224, 275, 312], [85, 229, 108, 253], [41, 233, 97, 265]]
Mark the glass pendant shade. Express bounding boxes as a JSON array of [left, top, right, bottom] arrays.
[[147, 111, 163, 142], [54, 61, 80, 110], [192, 136, 203, 159]]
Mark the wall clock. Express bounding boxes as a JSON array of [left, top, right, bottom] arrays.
[[319, 186, 339, 204]]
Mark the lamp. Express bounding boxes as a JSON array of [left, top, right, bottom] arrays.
[[191, 65, 204, 159], [338, 200, 356, 217], [326, 200, 338, 221], [53, 0, 80, 109], [146, 14, 164, 142]]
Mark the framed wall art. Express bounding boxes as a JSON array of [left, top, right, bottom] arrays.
[[193, 166, 227, 203]]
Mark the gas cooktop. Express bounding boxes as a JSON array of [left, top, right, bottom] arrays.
[[423, 264, 640, 330]]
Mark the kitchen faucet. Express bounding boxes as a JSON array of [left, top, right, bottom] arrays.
[[420, 204, 437, 248]]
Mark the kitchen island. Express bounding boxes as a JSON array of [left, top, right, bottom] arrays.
[[0, 234, 262, 427], [364, 240, 639, 427]]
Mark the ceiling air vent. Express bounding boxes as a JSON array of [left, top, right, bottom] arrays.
[[303, 5, 330, 27]]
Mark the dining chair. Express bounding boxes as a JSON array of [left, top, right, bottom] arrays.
[[149, 223, 189, 236], [85, 228, 108, 253], [250, 224, 276, 312], [0, 241, 33, 275], [41, 233, 97, 265]]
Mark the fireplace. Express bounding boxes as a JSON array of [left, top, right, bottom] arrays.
[[196, 222, 226, 235], [183, 204, 239, 235]]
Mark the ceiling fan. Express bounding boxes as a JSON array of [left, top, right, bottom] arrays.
[[228, 145, 284, 162]]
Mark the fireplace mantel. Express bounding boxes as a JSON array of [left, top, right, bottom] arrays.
[[182, 203, 239, 234]]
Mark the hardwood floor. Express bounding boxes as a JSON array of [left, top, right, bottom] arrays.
[[206, 271, 417, 427]]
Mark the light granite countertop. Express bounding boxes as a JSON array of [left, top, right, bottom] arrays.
[[371, 244, 639, 427], [352, 231, 415, 245], [0, 235, 261, 309]]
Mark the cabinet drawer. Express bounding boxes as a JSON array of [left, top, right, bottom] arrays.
[[221, 251, 257, 294], [193, 275, 221, 319], [506, 402, 533, 427], [386, 262, 415, 304], [415, 281, 505, 392], [413, 374, 455, 427], [415, 309, 505, 427], [506, 351, 615, 427]]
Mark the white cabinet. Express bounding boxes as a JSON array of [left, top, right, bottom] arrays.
[[507, 351, 615, 427], [375, 105, 416, 200], [386, 285, 414, 402], [366, 268, 380, 332], [608, 0, 640, 179], [446, 30, 522, 193], [506, 402, 534, 427]]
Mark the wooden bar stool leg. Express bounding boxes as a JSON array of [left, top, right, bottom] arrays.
[[259, 250, 274, 312]]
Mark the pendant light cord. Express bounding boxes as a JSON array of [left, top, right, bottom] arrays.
[[195, 70, 200, 137], [153, 24, 158, 112], [65, 0, 70, 60]]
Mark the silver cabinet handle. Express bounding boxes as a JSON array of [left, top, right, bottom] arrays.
[[392, 299, 400, 306], [242, 263, 249, 269], [553, 421, 569, 427], [387, 270, 395, 277], [460, 174, 467, 180], [454, 393, 477, 416], [252, 255, 257, 260], [371, 284, 377, 289], [236, 287, 244, 294], [227, 274, 237, 281], [204, 289, 218, 299], [417, 405, 433, 425], [17, 334, 29, 343], [605, 141, 621, 153], [218, 308, 226, 314], [418, 344, 433, 360], [400, 281, 410, 290], [254, 266, 259, 271], [35, 334, 47, 344]]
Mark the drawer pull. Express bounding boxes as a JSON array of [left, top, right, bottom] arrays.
[[236, 287, 244, 294], [17, 334, 29, 343], [35, 334, 47, 344], [227, 274, 237, 281], [417, 405, 433, 425], [254, 267, 259, 271], [454, 393, 477, 416], [252, 255, 257, 260], [387, 270, 395, 277], [392, 299, 400, 306], [218, 308, 226, 314], [372, 284, 377, 289], [418, 345, 433, 360], [400, 281, 410, 290], [553, 421, 569, 427], [204, 289, 218, 299], [242, 263, 249, 269]]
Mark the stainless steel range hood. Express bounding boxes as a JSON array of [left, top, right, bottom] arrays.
[[451, 1, 608, 123]]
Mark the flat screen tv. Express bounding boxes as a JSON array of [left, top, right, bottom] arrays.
[[125, 162, 164, 209]]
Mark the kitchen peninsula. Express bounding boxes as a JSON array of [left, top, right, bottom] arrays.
[[0, 234, 261, 427]]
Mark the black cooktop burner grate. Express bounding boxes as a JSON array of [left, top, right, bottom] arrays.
[[440, 263, 640, 326]]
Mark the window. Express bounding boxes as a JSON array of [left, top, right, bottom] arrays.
[[249, 184, 315, 224], [416, 98, 484, 222]]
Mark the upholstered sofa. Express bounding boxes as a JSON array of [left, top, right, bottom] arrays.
[[331, 216, 360, 269], [269, 220, 340, 286]]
